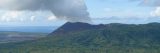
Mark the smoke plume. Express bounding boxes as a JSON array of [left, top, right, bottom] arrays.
[[0, 0, 91, 23]]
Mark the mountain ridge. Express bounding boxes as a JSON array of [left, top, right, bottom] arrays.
[[50, 22, 106, 35], [0, 22, 160, 53]]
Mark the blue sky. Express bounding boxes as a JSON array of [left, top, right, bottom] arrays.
[[86, 0, 153, 18], [0, 0, 160, 26], [85, 0, 160, 24]]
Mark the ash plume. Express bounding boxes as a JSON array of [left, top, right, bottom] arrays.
[[0, 0, 91, 23]]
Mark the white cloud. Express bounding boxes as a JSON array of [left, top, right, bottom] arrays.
[[20, 18, 24, 22], [8, 11, 22, 18], [0, 11, 23, 22], [30, 16, 35, 22], [0, 0, 91, 23], [150, 7, 160, 16], [6, 18, 10, 22], [0, 11, 55, 22], [47, 15, 57, 21]]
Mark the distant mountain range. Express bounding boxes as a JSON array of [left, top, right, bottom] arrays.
[[0, 22, 160, 53]]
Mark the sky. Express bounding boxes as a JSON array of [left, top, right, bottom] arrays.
[[86, 0, 160, 24], [0, 0, 160, 26]]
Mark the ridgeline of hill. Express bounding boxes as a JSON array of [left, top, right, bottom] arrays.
[[0, 22, 160, 53]]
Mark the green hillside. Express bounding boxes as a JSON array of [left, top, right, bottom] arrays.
[[0, 22, 160, 53]]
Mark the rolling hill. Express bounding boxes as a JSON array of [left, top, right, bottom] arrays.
[[0, 22, 160, 53]]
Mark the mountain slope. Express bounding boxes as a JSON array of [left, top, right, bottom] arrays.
[[0, 22, 160, 53], [50, 22, 106, 35]]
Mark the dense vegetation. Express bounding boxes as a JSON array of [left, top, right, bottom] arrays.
[[0, 22, 160, 53]]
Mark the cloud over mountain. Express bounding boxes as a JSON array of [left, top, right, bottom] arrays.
[[0, 0, 91, 23]]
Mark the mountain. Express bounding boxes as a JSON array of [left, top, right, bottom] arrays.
[[50, 22, 106, 35], [0, 22, 160, 53]]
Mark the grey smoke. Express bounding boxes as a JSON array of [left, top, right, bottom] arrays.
[[0, 0, 91, 23]]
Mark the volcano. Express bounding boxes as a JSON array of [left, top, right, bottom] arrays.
[[50, 22, 106, 35], [0, 22, 160, 53]]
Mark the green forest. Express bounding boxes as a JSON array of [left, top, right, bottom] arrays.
[[0, 22, 160, 53]]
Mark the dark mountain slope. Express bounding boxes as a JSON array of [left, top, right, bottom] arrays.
[[0, 22, 160, 53], [50, 22, 106, 35]]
